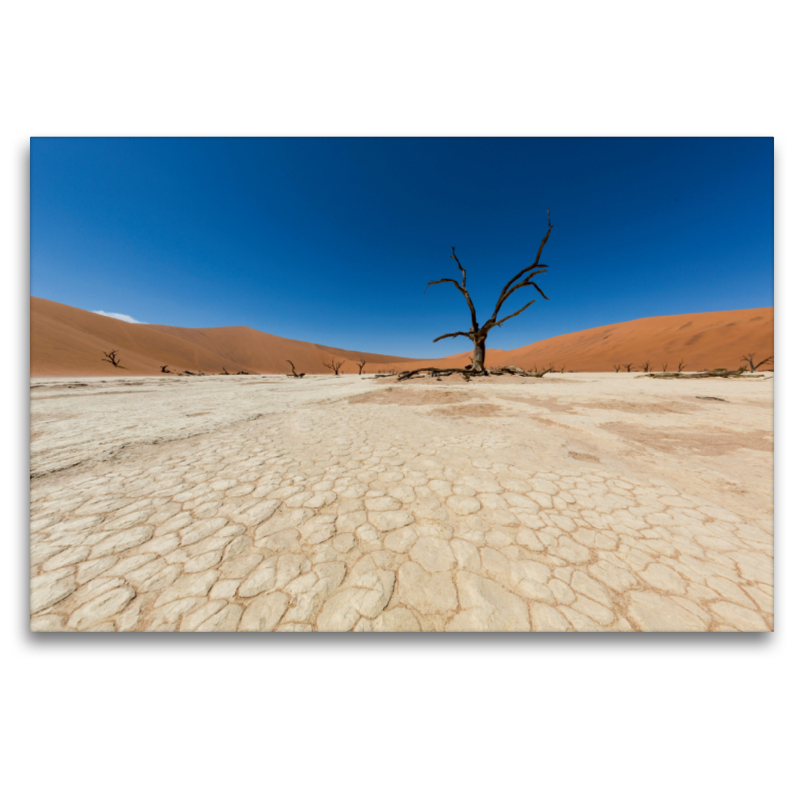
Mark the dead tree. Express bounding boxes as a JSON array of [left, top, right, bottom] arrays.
[[356, 358, 367, 375], [661, 362, 668, 372], [323, 359, 345, 375], [640, 361, 651, 373], [286, 360, 305, 378], [676, 358, 687, 373], [102, 350, 121, 368], [613, 365, 621, 373], [426, 211, 553, 374], [623, 363, 634, 373], [221, 367, 229, 375], [742, 353, 774, 372], [160, 365, 170, 373]]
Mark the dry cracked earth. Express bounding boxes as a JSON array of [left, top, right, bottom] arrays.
[[30, 373, 774, 632]]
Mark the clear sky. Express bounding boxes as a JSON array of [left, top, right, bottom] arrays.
[[30, 137, 773, 357]]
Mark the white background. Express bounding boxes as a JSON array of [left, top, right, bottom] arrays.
[[3, 3, 796, 798]]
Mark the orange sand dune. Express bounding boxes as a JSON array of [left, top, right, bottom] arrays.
[[491, 308, 774, 373], [30, 297, 422, 377], [30, 296, 773, 377]]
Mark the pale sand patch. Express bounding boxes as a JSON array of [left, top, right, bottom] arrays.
[[30, 373, 773, 632]]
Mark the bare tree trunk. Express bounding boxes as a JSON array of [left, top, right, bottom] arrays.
[[471, 336, 487, 372]]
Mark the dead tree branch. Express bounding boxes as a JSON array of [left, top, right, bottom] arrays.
[[392, 365, 552, 382], [643, 367, 755, 379]]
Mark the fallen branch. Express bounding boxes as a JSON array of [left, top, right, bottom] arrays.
[[392, 364, 553, 381], [640, 367, 760, 379]]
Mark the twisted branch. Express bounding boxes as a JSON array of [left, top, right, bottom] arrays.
[[432, 330, 474, 343], [426, 247, 479, 333], [494, 298, 537, 328], [487, 211, 553, 327]]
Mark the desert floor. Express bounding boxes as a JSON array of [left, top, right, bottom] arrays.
[[29, 372, 774, 632]]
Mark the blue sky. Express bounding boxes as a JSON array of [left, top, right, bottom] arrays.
[[30, 137, 773, 357]]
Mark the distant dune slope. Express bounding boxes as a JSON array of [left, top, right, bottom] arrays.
[[30, 296, 773, 377], [30, 297, 422, 377], [493, 308, 774, 373]]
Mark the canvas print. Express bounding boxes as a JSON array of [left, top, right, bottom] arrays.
[[29, 137, 774, 632]]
